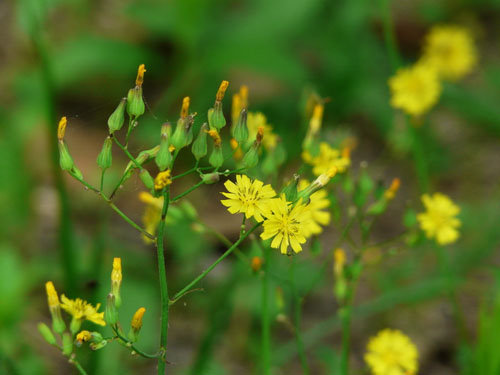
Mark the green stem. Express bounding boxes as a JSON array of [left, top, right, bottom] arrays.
[[157, 189, 171, 375], [70, 359, 89, 375], [113, 137, 143, 170], [380, 0, 401, 71], [100, 169, 105, 192], [171, 222, 261, 303], [291, 258, 309, 375], [171, 180, 205, 202], [261, 243, 271, 375], [408, 121, 430, 192], [111, 326, 160, 359]]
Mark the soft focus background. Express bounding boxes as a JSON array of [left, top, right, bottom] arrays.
[[1, 0, 500, 374]]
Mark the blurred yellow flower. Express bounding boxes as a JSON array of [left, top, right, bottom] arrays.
[[247, 112, 278, 150], [260, 195, 310, 254], [221, 174, 276, 222], [138, 191, 163, 243], [365, 329, 418, 375], [303, 142, 350, 176], [154, 170, 172, 190], [60, 295, 105, 326], [76, 330, 92, 344], [422, 25, 477, 81], [417, 193, 460, 245], [389, 63, 441, 117], [299, 180, 331, 236]]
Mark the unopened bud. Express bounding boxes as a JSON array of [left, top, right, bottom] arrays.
[[216, 80, 229, 102], [171, 114, 195, 149], [154, 170, 172, 191], [208, 102, 226, 130], [76, 330, 92, 346], [111, 257, 122, 307], [201, 172, 220, 184], [57, 117, 67, 141], [58, 142, 74, 171], [192, 123, 208, 160], [180, 96, 190, 119], [108, 98, 126, 133], [384, 178, 400, 200], [105, 294, 118, 325], [38, 323, 57, 346], [127, 86, 145, 118], [333, 248, 346, 277], [251, 256, 263, 272], [128, 307, 146, 342], [62, 333, 73, 356], [97, 136, 113, 171], [209, 145, 224, 168], [45, 281, 65, 334], [242, 128, 263, 169], [156, 123, 172, 171], [135, 64, 146, 87], [139, 169, 155, 191]]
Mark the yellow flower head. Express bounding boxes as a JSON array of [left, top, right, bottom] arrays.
[[422, 25, 477, 81], [111, 257, 122, 291], [138, 191, 163, 243], [417, 193, 460, 245], [216, 80, 229, 102], [57, 117, 67, 141], [365, 329, 418, 375], [180, 96, 190, 119], [389, 63, 441, 117], [154, 170, 172, 191], [207, 129, 222, 147], [260, 195, 310, 254], [303, 142, 350, 176], [299, 180, 331, 236], [60, 295, 106, 326], [45, 281, 60, 310], [221, 174, 276, 222], [131, 307, 146, 331], [135, 64, 146, 87], [247, 112, 278, 150], [76, 330, 92, 344]]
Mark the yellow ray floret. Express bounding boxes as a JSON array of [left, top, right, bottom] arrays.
[[136, 64, 146, 87], [221, 174, 276, 222], [303, 142, 350, 176], [260, 195, 311, 254], [365, 329, 418, 375], [417, 192, 461, 245], [154, 170, 172, 190], [60, 295, 106, 326], [298, 179, 331, 236]]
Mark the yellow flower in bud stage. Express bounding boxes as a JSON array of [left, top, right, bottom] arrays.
[[221, 174, 276, 222], [216, 80, 229, 101], [180, 96, 190, 119], [384, 178, 401, 200], [421, 25, 477, 81], [154, 170, 172, 191], [251, 256, 263, 272], [60, 295, 106, 326], [45, 281, 60, 311], [111, 258, 122, 306], [388, 63, 441, 117], [76, 330, 92, 344], [365, 329, 418, 375], [333, 248, 346, 277], [138, 191, 163, 243], [247, 112, 278, 150], [260, 195, 311, 254], [135, 64, 146, 87], [207, 129, 222, 147], [303, 142, 350, 176], [298, 180, 331, 236], [57, 116, 67, 141], [131, 307, 146, 331], [417, 193, 460, 245]]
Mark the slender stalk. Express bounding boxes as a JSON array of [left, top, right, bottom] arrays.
[[261, 243, 271, 375], [70, 359, 89, 375], [113, 137, 143, 170], [156, 189, 171, 375], [171, 180, 204, 202], [290, 258, 309, 375], [111, 326, 160, 359], [171, 223, 261, 303], [380, 0, 401, 71]]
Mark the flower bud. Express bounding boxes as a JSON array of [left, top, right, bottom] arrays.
[[281, 175, 299, 203], [45, 281, 66, 334], [72, 166, 83, 180], [105, 293, 118, 325], [75, 330, 92, 346], [230, 138, 243, 160], [57, 117, 67, 141], [232, 108, 249, 144], [127, 86, 145, 118], [58, 141, 74, 171], [180, 96, 190, 119], [62, 333, 73, 356], [201, 172, 220, 184], [155, 123, 172, 171], [384, 178, 400, 200], [154, 170, 172, 191], [208, 102, 226, 130], [139, 169, 155, 191], [97, 136, 113, 171], [171, 114, 195, 149], [108, 98, 126, 133], [135, 64, 146, 87], [209, 145, 224, 168], [128, 307, 146, 343], [242, 127, 263, 169], [111, 257, 122, 307], [251, 256, 263, 272], [38, 323, 57, 346], [191, 123, 208, 160]]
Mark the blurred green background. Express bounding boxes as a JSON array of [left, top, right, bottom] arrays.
[[2, 0, 500, 374]]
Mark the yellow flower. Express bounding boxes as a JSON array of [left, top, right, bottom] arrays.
[[417, 193, 460, 245], [180, 96, 190, 118], [216, 80, 229, 101], [111, 257, 122, 304], [154, 170, 172, 190], [57, 117, 67, 141], [421, 25, 477, 81], [60, 295, 106, 326], [299, 180, 331, 236], [45, 281, 60, 311], [303, 142, 350, 176], [365, 329, 418, 375], [76, 330, 92, 344], [247, 112, 278, 150], [221, 174, 276, 222], [138, 191, 163, 243], [388, 63, 441, 117], [131, 307, 146, 331], [333, 248, 346, 277], [135, 64, 146, 87], [260, 195, 310, 254]]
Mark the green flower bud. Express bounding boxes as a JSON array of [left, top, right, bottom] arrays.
[[128, 307, 146, 343], [97, 136, 113, 171], [58, 141, 74, 171], [208, 102, 226, 130], [209, 146, 224, 168], [281, 175, 299, 202], [231, 108, 248, 144], [105, 293, 118, 325], [242, 146, 258, 169], [108, 98, 126, 133], [89, 339, 108, 351], [127, 86, 145, 118], [171, 115, 195, 150], [139, 169, 155, 191], [155, 123, 172, 171], [201, 172, 220, 185], [192, 123, 208, 160], [38, 323, 57, 346], [69, 318, 81, 336], [62, 333, 73, 356]]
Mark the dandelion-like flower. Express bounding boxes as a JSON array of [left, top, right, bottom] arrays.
[[260, 195, 310, 254], [422, 25, 477, 81], [220, 174, 276, 222], [303, 142, 350, 176], [365, 329, 418, 375], [299, 180, 331, 236], [389, 63, 441, 117], [60, 295, 105, 326], [247, 112, 278, 150], [417, 193, 460, 245]]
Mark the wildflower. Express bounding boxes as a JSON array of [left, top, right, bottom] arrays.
[[388, 63, 441, 117], [154, 170, 172, 191], [208, 80, 229, 130], [111, 257, 122, 307], [136, 64, 146, 87], [247, 112, 278, 150], [57, 116, 67, 141], [76, 330, 92, 344], [303, 142, 350, 176], [207, 129, 224, 168], [180, 96, 190, 118], [242, 126, 263, 168], [60, 295, 106, 327], [365, 329, 418, 375], [45, 281, 66, 333], [422, 25, 477, 81], [139, 191, 163, 242], [128, 307, 146, 342], [299, 180, 331, 236], [260, 195, 310, 254], [221, 174, 276, 222], [417, 193, 460, 245]]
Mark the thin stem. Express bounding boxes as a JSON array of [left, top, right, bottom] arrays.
[[125, 116, 135, 147], [113, 137, 143, 170], [156, 188, 171, 375], [100, 169, 105, 192], [261, 242, 271, 375], [171, 180, 204, 202], [291, 258, 309, 375], [380, 0, 401, 71], [111, 326, 160, 359], [71, 359, 89, 375], [171, 222, 262, 303], [171, 161, 203, 180]]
